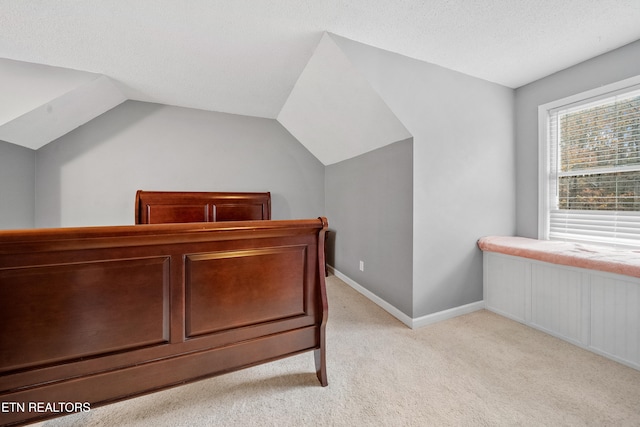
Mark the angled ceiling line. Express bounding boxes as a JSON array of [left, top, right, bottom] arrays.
[[277, 32, 412, 166]]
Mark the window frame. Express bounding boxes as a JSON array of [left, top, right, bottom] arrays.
[[538, 75, 640, 248]]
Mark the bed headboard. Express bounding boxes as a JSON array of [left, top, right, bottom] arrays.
[[135, 191, 271, 224]]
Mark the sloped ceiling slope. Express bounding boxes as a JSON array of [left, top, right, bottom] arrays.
[[3, 0, 640, 116], [1, 1, 640, 153], [278, 33, 411, 165], [0, 59, 126, 149]]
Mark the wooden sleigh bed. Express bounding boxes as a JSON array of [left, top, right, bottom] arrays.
[[0, 191, 328, 426]]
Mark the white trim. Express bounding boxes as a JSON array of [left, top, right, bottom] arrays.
[[538, 102, 550, 240], [328, 266, 485, 329], [537, 73, 640, 246], [329, 266, 414, 328], [411, 300, 486, 329]]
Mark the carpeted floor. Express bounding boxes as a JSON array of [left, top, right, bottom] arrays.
[[41, 274, 640, 426]]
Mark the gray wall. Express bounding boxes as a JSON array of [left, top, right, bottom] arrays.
[[326, 138, 413, 316], [35, 101, 325, 228], [0, 140, 35, 229], [515, 39, 640, 238], [332, 35, 516, 318]]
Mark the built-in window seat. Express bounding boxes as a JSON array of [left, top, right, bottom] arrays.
[[478, 236, 640, 371]]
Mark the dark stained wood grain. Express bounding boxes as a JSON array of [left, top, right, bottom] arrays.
[[185, 246, 307, 336], [135, 190, 271, 224], [0, 218, 328, 426]]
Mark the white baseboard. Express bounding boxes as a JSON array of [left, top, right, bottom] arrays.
[[329, 266, 414, 328], [411, 300, 486, 329], [328, 266, 485, 329]]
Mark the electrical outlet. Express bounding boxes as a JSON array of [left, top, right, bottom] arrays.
[[359, 260, 364, 271]]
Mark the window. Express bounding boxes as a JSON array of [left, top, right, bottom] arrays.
[[539, 76, 640, 248]]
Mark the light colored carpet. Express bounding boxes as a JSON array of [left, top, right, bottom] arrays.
[[42, 274, 640, 426]]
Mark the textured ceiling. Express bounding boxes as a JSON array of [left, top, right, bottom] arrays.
[[2, 0, 640, 121]]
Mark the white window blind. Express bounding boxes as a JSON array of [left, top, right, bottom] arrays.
[[542, 82, 640, 248]]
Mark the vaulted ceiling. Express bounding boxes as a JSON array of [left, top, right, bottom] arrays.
[[2, 1, 640, 160]]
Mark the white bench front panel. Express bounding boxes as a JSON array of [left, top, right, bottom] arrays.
[[590, 275, 640, 367], [483, 251, 640, 370]]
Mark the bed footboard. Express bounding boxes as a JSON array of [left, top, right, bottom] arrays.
[[0, 218, 328, 426]]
